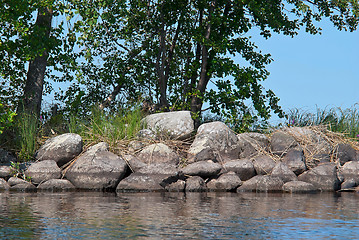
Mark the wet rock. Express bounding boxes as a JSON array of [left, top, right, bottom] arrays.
[[237, 133, 270, 159], [222, 159, 256, 181], [65, 143, 128, 190], [8, 177, 36, 191], [35, 133, 83, 167], [340, 179, 358, 190], [298, 163, 341, 191], [335, 143, 357, 166], [181, 160, 222, 178], [283, 181, 318, 193], [142, 111, 194, 140], [282, 149, 307, 175], [116, 173, 169, 192], [237, 175, 284, 192], [185, 176, 207, 192], [252, 155, 276, 175], [25, 160, 61, 184], [38, 179, 76, 191], [339, 161, 359, 181], [187, 121, 240, 163], [207, 172, 242, 191], [165, 180, 186, 192], [0, 178, 10, 190], [136, 143, 179, 165], [270, 131, 299, 156], [0, 165, 12, 178], [270, 162, 297, 183]]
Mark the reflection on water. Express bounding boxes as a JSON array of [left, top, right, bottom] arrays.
[[0, 191, 359, 239]]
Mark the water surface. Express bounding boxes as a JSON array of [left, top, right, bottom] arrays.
[[1, 191, 358, 239]]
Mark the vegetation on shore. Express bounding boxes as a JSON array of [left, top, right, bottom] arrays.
[[1, 103, 359, 162]]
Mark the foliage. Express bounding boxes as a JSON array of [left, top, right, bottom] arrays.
[[1, 0, 358, 133], [286, 105, 359, 139], [10, 161, 32, 182], [0, 103, 16, 135]]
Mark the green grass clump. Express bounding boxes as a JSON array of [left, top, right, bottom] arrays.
[[286, 105, 359, 139], [69, 106, 144, 147], [17, 113, 39, 161]]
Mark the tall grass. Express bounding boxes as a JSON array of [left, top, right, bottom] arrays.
[[69, 106, 144, 147], [286, 105, 359, 139], [17, 113, 39, 161]]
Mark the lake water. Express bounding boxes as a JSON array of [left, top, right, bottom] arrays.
[[0, 191, 359, 239]]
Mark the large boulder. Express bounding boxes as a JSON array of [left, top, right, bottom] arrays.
[[0, 165, 12, 178], [252, 155, 276, 175], [185, 176, 207, 192], [136, 143, 179, 165], [283, 181, 318, 193], [37, 179, 76, 191], [116, 173, 169, 192], [25, 160, 61, 184], [181, 160, 222, 178], [165, 180, 186, 192], [282, 149, 307, 175], [270, 131, 299, 156], [339, 161, 359, 181], [237, 175, 284, 192], [187, 121, 240, 163], [335, 143, 358, 166], [270, 162, 297, 183], [237, 133, 270, 159], [284, 127, 332, 169], [141, 111, 194, 140], [7, 177, 36, 192], [64, 143, 128, 190], [222, 159, 256, 181], [35, 133, 83, 167], [207, 172, 242, 191], [0, 178, 10, 190], [298, 163, 341, 191]]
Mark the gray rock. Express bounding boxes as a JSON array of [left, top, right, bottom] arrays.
[[38, 179, 76, 191], [187, 121, 240, 163], [0, 165, 12, 178], [237, 175, 284, 192], [165, 180, 186, 192], [282, 149, 307, 175], [137, 129, 156, 140], [335, 143, 357, 166], [298, 163, 341, 191], [181, 160, 222, 178], [252, 155, 276, 175], [283, 181, 318, 193], [8, 177, 29, 186], [136, 164, 179, 175], [207, 172, 242, 191], [339, 161, 359, 181], [65, 144, 128, 190], [237, 132, 269, 159], [116, 173, 168, 192], [270, 131, 299, 156], [35, 133, 83, 167], [222, 159, 256, 181], [0, 178, 10, 190], [185, 176, 207, 192], [10, 182, 37, 192], [142, 111, 194, 140], [86, 142, 109, 154], [25, 160, 61, 184], [136, 143, 179, 165], [271, 162, 297, 183], [0, 148, 16, 165], [128, 140, 146, 152], [340, 179, 358, 190]]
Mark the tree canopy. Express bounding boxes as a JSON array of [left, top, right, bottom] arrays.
[[1, 0, 358, 131]]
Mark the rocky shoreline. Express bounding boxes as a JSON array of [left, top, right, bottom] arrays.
[[1, 111, 359, 193]]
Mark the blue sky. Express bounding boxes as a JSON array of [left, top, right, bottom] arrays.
[[249, 19, 359, 122]]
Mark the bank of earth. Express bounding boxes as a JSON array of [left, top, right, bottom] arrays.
[[1, 111, 359, 194]]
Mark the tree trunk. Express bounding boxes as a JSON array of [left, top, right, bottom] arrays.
[[18, 7, 53, 118]]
